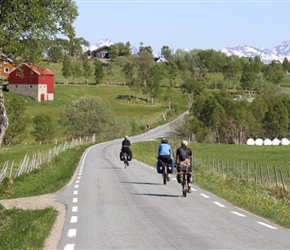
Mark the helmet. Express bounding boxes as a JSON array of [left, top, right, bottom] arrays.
[[161, 137, 167, 143], [182, 140, 188, 146], [124, 135, 128, 139]]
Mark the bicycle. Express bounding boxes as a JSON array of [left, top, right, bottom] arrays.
[[159, 160, 172, 185], [123, 152, 129, 168], [177, 163, 192, 197]]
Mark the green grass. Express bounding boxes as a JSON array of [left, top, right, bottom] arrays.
[[0, 144, 89, 199], [0, 206, 57, 250]]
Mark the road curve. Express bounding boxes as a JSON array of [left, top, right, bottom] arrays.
[[55, 118, 290, 250]]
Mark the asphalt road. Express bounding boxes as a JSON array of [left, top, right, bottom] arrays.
[[56, 118, 290, 250]]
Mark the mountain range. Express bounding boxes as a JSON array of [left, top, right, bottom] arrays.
[[83, 39, 290, 64]]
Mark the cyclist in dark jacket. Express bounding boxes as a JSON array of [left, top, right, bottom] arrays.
[[121, 135, 132, 164], [175, 140, 193, 192]]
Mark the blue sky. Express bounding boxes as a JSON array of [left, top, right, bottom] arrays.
[[74, 0, 290, 53]]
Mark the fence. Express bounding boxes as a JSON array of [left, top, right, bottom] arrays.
[[195, 155, 290, 191], [0, 135, 95, 183]]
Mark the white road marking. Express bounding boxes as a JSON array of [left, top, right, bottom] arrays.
[[257, 222, 277, 229], [231, 211, 246, 217], [74, 185, 79, 188], [76, 180, 80, 183], [73, 190, 78, 195], [70, 216, 78, 223], [78, 173, 82, 175], [213, 201, 226, 208], [73, 197, 78, 203], [67, 229, 77, 238], [77, 176, 81, 179], [64, 244, 75, 250], [200, 193, 210, 198], [72, 206, 78, 212]]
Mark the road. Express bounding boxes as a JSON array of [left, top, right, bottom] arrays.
[[56, 118, 290, 250]]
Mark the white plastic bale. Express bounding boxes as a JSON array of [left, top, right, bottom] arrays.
[[246, 138, 255, 145], [255, 138, 263, 145]]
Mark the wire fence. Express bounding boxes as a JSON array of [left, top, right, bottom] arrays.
[[0, 135, 95, 183], [194, 155, 290, 191]]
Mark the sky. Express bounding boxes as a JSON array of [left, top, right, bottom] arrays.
[[74, 0, 290, 54]]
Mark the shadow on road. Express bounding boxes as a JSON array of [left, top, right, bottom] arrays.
[[132, 193, 180, 198], [122, 181, 163, 185]]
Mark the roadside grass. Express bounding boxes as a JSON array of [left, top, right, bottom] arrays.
[[0, 144, 90, 199], [0, 206, 57, 250], [0, 144, 89, 250], [131, 139, 290, 229]]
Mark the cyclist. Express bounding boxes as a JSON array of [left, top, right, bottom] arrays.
[[175, 140, 193, 192], [157, 138, 174, 181], [121, 135, 132, 165]]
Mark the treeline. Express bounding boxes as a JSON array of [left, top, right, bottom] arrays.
[[46, 39, 290, 144]]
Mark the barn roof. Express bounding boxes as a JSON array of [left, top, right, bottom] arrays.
[[10, 62, 54, 76]]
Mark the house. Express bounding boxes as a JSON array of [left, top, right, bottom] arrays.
[[0, 54, 15, 80], [8, 63, 54, 102], [154, 56, 167, 63], [91, 46, 110, 59]]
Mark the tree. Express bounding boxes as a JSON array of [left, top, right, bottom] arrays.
[[31, 115, 56, 143], [94, 59, 104, 85], [0, 0, 78, 146], [47, 45, 63, 63], [4, 97, 30, 145], [240, 63, 256, 92], [82, 55, 93, 84], [60, 96, 115, 139], [62, 55, 73, 84]]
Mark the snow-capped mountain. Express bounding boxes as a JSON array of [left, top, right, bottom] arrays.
[[83, 39, 290, 64], [221, 41, 290, 64], [81, 39, 114, 52]]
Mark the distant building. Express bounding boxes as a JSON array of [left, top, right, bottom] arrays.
[[0, 54, 15, 81], [9, 63, 54, 102]]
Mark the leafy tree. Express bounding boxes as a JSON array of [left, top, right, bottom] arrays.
[[82, 55, 93, 84], [139, 42, 153, 55], [31, 115, 56, 143], [4, 97, 30, 145], [240, 63, 256, 92], [282, 57, 290, 73], [60, 96, 115, 138], [94, 59, 104, 85], [72, 60, 83, 84], [164, 61, 178, 109], [263, 60, 284, 84], [47, 45, 63, 63], [146, 63, 164, 104], [136, 50, 155, 88], [262, 97, 288, 138], [161, 45, 172, 60], [221, 57, 241, 90], [62, 55, 73, 83], [0, 0, 78, 147]]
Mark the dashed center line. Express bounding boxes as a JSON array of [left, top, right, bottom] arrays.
[[213, 201, 226, 208], [72, 206, 78, 212], [231, 211, 246, 217], [67, 229, 77, 238], [257, 222, 277, 229], [70, 216, 78, 223], [200, 193, 210, 198], [64, 244, 75, 250], [73, 197, 78, 203]]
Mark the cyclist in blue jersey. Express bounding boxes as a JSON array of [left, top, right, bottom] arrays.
[[157, 138, 174, 181]]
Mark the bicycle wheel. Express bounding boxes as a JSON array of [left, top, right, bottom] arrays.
[[162, 166, 167, 185], [182, 175, 187, 197]]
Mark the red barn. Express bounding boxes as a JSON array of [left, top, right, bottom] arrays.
[[9, 63, 54, 102]]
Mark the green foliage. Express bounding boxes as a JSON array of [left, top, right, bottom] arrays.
[[4, 97, 30, 145], [94, 59, 104, 85], [60, 96, 115, 138], [31, 115, 56, 143], [0, 0, 78, 64]]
